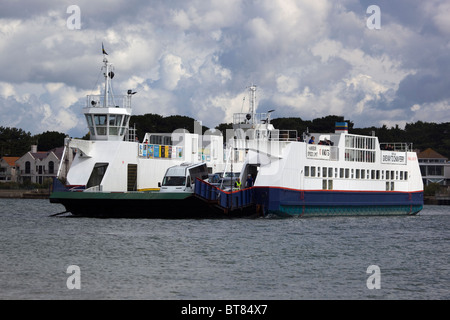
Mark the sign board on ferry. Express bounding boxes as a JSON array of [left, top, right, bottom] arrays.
[[381, 151, 406, 164], [307, 145, 331, 160]]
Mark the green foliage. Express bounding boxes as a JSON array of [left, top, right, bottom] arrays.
[[215, 122, 233, 132], [215, 117, 450, 158], [130, 114, 209, 141], [1, 115, 450, 159], [269, 115, 354, 135], [0, 126, 34, 157], [35, 131, 66, 151], [424, 183, 442, 197]]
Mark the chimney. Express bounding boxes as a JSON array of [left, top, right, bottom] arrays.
[[335, 122, 348, 134], [31, 145, 37, 153]]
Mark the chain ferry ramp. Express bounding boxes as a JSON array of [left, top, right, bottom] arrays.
[[194, 179, 259, 217]]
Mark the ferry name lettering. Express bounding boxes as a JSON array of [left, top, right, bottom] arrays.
[[319, 148, 330, 157], [307, 145, 318, 158], [382, 153, 405, 163]]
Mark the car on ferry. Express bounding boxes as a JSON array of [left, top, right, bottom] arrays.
[[159, 162, 209, 193]]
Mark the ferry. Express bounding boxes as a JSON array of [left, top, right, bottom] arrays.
[[197, 119, 424, 217], [50, 52, 423, 218], [49, 51, 234, 218]]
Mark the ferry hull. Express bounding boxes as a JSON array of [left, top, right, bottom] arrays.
[[49, 191, 255, 219], [253, 187, 423, 217]]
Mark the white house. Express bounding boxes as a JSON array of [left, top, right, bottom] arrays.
[[418, 148, 450, 186], [15, 145, 72, 185], [0, 156, 20, 182]]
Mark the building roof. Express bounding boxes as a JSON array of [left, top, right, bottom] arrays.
[[1, 156, 20, 167], [29, 147, 64, 160], [30, 152, 48, 160], [417, 148, 447, 160]]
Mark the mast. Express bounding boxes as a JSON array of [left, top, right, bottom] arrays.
[[83, 44, 133, 141], [103, 56, 109, 108], [249, 84, 257, 125]]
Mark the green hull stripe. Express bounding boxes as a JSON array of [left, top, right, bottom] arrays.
[[276, 204, 423, 217], [50, 191, 191, 201]]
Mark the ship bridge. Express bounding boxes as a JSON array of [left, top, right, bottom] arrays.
[[83, 56, 135, 141]]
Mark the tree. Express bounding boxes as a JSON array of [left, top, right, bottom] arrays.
[[130, 114, 209, 141], [0, 126, 34, 156], [34, 131, 67, 151]]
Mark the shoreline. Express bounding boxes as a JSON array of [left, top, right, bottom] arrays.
[[0, 189, 50, 199], [0, 190, 447, 205]]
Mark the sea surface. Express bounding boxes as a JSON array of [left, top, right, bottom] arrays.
[[0, 198, 448, 300]]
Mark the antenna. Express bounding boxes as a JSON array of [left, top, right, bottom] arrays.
[[248, 84, 257, 124]]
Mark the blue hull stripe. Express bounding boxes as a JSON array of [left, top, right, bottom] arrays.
[[253, 187, 423, 216]]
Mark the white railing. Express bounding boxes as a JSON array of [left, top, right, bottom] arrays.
[[87, 94, 131, 109], [233, 113, 271, 124]]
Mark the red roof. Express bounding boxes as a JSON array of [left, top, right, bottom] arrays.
[[2, 156, 20, 167], [417, 148, 447, 159]]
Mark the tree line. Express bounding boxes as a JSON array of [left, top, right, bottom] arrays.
[[1, 114, 449, 159]]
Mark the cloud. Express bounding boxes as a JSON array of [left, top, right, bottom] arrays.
[[0, 0, 449, 138]]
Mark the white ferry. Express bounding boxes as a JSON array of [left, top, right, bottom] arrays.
[[195, 109, 424, 217], [50, 52, 231, 217], [50, 52, 423, 218]]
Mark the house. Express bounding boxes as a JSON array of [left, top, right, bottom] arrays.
[[417, 148, 450, 186], [0, 156, 20, 182], [15, 145, 72, 185]]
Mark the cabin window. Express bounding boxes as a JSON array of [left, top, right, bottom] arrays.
[[339, 168, 344, 178], [391, 170, 395, 180], [376, 170, 380, 180], [356, 169, 360, 179], [311, 167, 316, 177], [404, 171, 408, 181], [345, 168, 349, 178], [328, 168, 333, 178], [345, 135, 376, 163], [87, 163, 109, 188], [371, 170, 375, 180], [94, 115, 107, 135], [391, 182, 395, 191], [322, 179, 333, 190], [323, 167, 327, 178], [386, 182, 390, 191], [305, 166, 310, 177]]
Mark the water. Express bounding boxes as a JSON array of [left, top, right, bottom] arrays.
[[0, 198, 448, 300]]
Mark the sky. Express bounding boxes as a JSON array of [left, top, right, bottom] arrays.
[[0, 0, 449, 138]]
